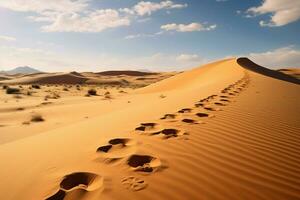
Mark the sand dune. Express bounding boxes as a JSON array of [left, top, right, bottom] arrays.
[[278, 68, 300, 79], [0, 58, 299, 200], [96, 70, 158, 76], [0, 71, 175, 86]]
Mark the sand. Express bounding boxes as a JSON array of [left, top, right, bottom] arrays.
[[0, 58, 299, 200]]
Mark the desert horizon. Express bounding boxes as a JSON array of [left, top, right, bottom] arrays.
[[1, 0, 300, 200]]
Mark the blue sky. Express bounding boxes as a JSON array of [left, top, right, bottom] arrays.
[[0, 0, 299, 72]]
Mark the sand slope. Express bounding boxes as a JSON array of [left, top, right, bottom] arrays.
[[0, 58, 299, 200]]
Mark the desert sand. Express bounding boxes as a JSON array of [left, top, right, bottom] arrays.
[[0, 58, 299, 200]]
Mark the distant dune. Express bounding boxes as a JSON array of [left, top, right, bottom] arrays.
[[0, 70, 176, 86], [96, 70, 158, 76], [277, 68, 300, 79], [0, 58, 299, 200]]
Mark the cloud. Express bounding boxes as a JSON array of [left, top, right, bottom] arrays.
[[0, 0, 88, 13], [247, 46, 300, 68], [121, 0, 188, 16], [125, 31, 163, 39], [247, 0, 300, 27], [176, 54, 203, 62], [0, 0, 187, 33], [0, 35, 16, 42], [0, 1, 130, 33], [161, 23, 217, 32], [40, 10, 130, 32]]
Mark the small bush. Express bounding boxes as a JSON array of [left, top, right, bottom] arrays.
[[2, 85, 8, 89], [63, 88, 69, 91], [31, 114, 44, 122], [32, 84, 41, 89], [87, 89, 97, 96], [6, 87, 20, 94], [159, 94, 166, 98]]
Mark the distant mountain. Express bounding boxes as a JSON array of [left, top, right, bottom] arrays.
[[1, 66, 41, 75]]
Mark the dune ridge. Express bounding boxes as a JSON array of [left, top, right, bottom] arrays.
[[0, 58, 299, 200]]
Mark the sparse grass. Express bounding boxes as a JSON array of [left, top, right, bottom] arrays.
[[104, 91, 112, 99], [44, 92, 60, 100], [87, 88, 97, 96], [26, 91, 32, 96], [31, 114, 44, 122], [6, 87, 20, 94]]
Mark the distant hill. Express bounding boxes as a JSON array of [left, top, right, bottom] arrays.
[[96, 70, 158, 76], [1, 66, 41, 75]]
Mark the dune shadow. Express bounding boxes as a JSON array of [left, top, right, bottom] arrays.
[[237, 57, 300, 85]]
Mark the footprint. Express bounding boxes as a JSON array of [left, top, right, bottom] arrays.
[[220, 99, 230, 102], [160, 114, 176, 120], [97, 138, 136, 159], [135, 123, 157, 131], [182, 118, 197, 124], [196, 113, 209, 117], [152, 128, 187, 139], [214, 102, 226, 106], [220, 95, 229, 98], [178, 108, 192, 113], [121, 176, 147, 191], [127, 155, 162, 173], [204, 107, 221, 111], [46, 172, 103, 200], [195, 102, 205, 107]]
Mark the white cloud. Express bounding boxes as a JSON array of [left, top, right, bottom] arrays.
[[41, 9, 130, 32], [176, 54, 203, 62], [247, 0, 300, 27], [0, 35, 16, 42], [0, 0, 187, 33], [247, 46, 300, 68], [0, 0, 88, 13], [120, 0, 187, 16], [161, 23, 217, 32], [0, 1, 129, 32], [125, 31, 163, 39]]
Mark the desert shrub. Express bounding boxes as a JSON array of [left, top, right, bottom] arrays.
[[2, 85, 8, 89], [6, 87, 20, 94], [31, 114, 44, 122], [32, 84, 41, 89], [104, 91, 112, 99], [63, 87, 69, 91], [87, 89, 97, 96], [44, 92, 60, 100]]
